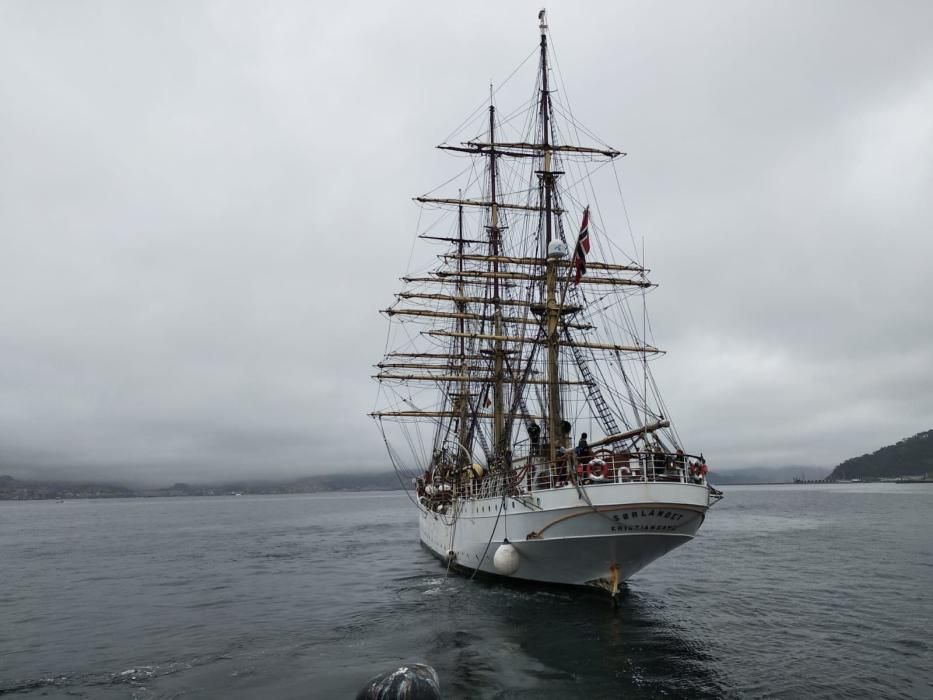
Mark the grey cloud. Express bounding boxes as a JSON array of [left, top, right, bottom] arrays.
[[1, 1, 932, 483]]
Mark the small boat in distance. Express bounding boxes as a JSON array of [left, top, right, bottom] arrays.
[[371, 10, 722, 598]]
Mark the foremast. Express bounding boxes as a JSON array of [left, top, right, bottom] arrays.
[[488, 92, 506, 463]]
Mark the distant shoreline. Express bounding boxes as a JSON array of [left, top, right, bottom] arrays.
[[0, 490, 408, 502], [0, 487, 406, 501], [3, 476, 930, 501], [0, 473, 405, 501]]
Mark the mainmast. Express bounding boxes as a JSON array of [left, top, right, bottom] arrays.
[[538, 9, 563, 462], [488, 90, 506, 461]]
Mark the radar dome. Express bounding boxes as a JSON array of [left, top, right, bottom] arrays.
[[547, 240, 569, 258]]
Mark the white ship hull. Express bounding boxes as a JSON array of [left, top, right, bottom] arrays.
[[419, 480, 711, 587]]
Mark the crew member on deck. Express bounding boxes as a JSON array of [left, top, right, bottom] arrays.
[[555, 447, 569, 485], [528, 421, 541, 457], [674, 448, 687, 478], [576, 433, 591, 461], [652, 446, 665, 476]]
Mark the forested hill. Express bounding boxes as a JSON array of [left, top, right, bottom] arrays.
[[830, 429, 933, 479]]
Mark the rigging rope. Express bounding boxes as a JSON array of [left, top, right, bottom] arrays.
[[470, 491, 508, 580]]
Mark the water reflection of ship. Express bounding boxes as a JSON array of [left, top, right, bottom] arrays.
[[491, 585, 728, 697]]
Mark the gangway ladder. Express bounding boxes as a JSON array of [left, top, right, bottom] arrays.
[[474, 422, 492, 461], [563, 328, 622, 437], [470, 389, 492, 461]]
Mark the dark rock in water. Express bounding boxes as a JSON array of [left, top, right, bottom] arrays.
[[356, 663, 441, 700]]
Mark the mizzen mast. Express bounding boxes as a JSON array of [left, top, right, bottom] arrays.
[[487, 89, 507, 462], [455, 194, 472, 469], [538, 9, 563, 463]]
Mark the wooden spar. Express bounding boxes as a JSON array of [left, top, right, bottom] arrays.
[[383, 307, 594, 331], [414, 270, 651, 288], [435, 270, 651, 287], [440, 270, 542, 282], [559, 339, 663, 353], [460, 141, 623, 158], [441, 253, 646, 274], [397, 292, 582, 314], [371, 410, 545, 419], [438, 145, 540, 159], [588, 419, 671, 449], [426, 329, 662, 354], [399, 292, 519, 308], [401, 276, 517, 288], [419, 234, 487, 244], [414, 196, 564, 215], [386, 351, 510, 360], [377, 362, 480, 371], [373, 373, 588, 385], [378, 362, 541, 373]]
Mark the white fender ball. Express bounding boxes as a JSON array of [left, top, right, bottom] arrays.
[[493, 541, 520, 575]]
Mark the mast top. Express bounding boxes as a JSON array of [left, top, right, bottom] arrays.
[[538, 9, 547, 36]]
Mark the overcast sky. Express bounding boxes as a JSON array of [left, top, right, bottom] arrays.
[[1, 1, 931, 484]]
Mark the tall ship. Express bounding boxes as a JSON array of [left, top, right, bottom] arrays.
[[371, 10, 722, 598]]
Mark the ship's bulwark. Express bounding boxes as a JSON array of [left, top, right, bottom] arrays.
[[419, 481, 710, 587]]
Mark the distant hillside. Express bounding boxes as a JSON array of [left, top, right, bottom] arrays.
[[0, 474, 134, 500], [830, 429, 933, 480], [0, 471, 403, 500]]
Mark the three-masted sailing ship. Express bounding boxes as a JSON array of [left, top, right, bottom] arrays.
[[372, 10, 721, 597]]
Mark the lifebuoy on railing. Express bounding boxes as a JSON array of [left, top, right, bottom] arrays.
[[689, 460, 709, 482], [587, 459, 609, 481]]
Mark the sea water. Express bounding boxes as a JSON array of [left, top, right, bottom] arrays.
[[1, 484, 930, 698]]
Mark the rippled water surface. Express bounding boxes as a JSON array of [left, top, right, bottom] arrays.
[[1, 484, 930, 698]]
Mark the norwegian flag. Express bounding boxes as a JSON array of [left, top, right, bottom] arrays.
[[573, 206, 591, 284]]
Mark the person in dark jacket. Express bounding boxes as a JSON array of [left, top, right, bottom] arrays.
[[576, 433, 591, 460], [528, 421, 541, 457]]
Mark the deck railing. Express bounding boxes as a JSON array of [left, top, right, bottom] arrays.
[[421, 450, 708, 504]]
